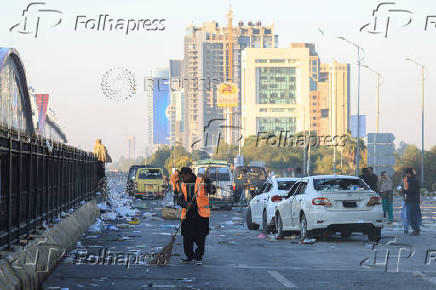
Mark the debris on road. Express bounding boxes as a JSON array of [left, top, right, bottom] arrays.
[[161, 207, 182, 220], [256, 233, 266, 239], [129, 218, 140, 225], [294, 238, 316, 244]]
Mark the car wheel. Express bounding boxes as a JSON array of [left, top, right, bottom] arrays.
[[246, 207, 259, 230], [262, 210, 272, 234], [367, 227, 381, 242], [276, 212, 285, 238], [224, 204, 233, 211], [300, 213, 312, 240]]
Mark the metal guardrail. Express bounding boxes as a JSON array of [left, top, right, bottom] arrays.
[[0, 128, 98, 250]]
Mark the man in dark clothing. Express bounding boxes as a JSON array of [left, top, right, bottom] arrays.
[[176, 167, 214, 265], [360, 168, 369, 185], [404, 168, 421, 235], [365, 167, 378, 192]]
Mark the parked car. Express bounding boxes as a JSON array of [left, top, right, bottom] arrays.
[[193, 160, 233, 210], [246, 177, 299, 233], [133, 167, 166, 199], [274, 175, 384, 241], [233, 165, 267, 203], [126, 165, 147, 196]]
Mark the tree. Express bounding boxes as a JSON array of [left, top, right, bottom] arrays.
[[147, 145, 171, 174]]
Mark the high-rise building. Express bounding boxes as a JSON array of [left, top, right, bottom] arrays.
[[183, 10, 277, 151], [145, 68, 170, 156], [168, 60, 184, 146], [241, 44, 311, 140], [128, 136, 136, 160], [317, 61, 350, 136]]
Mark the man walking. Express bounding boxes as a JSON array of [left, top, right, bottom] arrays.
[[404, 168, 421, 235], [176, 167, 213, 265], [378, 171, 393, 223]]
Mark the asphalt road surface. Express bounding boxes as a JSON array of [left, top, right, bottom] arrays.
[[43, 177, 436, 289]]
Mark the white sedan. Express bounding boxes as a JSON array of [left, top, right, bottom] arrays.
[[275, 175, 384, 241], [246, 177, 299, 233]]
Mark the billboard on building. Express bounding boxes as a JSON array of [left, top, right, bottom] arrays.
[[217, 82, 238, 107], [153, 78, 170, 144], [36, 94, 49, 134]]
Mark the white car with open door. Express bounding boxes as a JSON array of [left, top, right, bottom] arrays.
[[246, 177, 299, 233], [275, 175, 384, 241]]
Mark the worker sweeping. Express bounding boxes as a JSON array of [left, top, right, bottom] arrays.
[[176, 167, 214, 265]]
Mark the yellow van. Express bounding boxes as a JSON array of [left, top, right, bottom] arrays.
[[134, 167, 166, 199]]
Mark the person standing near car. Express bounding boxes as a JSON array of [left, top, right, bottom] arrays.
[[366, 167, 378, 192], [171, 169, 180, 205], [378, 171, 393, 224], [177, 167, 213, 265], [404, 168, 421, 235]]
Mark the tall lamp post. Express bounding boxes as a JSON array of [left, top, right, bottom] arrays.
[[362, 64, 383, 171], [337, 37, 364, 176], [405, 57, 426, 185]]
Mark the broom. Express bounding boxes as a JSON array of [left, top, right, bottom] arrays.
[[150, 164, 211, 266]]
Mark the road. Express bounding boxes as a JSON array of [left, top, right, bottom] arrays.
[[43, 176, 436, 289]]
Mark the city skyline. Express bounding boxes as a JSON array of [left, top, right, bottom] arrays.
[[2, 0, 436, 159]]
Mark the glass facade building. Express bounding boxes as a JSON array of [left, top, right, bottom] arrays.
[[257, 117, 296, 133], [255, 67, 296, 104]]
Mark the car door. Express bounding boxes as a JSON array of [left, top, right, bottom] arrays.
[[281, 182, 300, 227], [251, 181, 271, 224], [290, 182, 308, 228]]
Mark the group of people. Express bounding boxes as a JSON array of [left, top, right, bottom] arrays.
[[360, 167, 421, 235], [170, 167, 215, 265]]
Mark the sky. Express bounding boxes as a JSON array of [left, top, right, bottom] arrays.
[[1, 0, 435, 160]]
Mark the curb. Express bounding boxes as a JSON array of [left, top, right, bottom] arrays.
[[0, 199, 99, 290]]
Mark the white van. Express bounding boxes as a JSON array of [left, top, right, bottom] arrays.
[[193, 162, 234, 211]]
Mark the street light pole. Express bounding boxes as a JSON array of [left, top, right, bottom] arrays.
[[362, 65, 383, 171], [405, 58, 425, 185], [338, 37, 364, 176]]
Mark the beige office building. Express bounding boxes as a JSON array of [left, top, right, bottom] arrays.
[[183, 15, 277, 151], [317, 61, 350, 137], [241, 44, 312, 141]]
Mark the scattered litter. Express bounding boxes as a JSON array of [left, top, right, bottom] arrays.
[[97, 202, 111, 212], [118, 224, 131, 229], [95, 191, 102, 196], [224, 221, 234, 225], [86, 235, 99, 239], [153, 247, 163, 252], [106, 225, 119, 231], [142, 212, 155, 218], [88, 219, 103, 233], [129, 218, 140, 225], [256, 233, 266, 239], [101, 212, 117, 220], [118, 236, 130, 241], [232, 217, 242, 220], [133, 203, 148, 209], [80, 200, 86, 205], [284, 235, 299, 240], [76, 241, 82, 247], [294, 238, 316, 244]]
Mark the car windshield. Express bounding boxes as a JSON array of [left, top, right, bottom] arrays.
[[138, 169, 163, 179], [277, 180, 296, 190], [313, 178, 370, 191], [198, 167, 230, 181]]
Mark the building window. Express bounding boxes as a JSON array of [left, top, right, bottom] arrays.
[[312, 110, 317, 113], [312, 123, 317, 127], [255, 59, 268, 63], [264, 29, 271, 34], [257, 117, 296, 134], [310, 78, 317, 91], [312, 102, 317, 106], [269, 59, 286, 63], [255, 67, 296, 104], [321, 109, 329, 118], [259, 108, 267, 112], [271, 108, 285, 112], [253, 28, 260, 34], [312, 66, 317, 72], [312, 95, 317, 99], [312, 60, 317, 66]]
